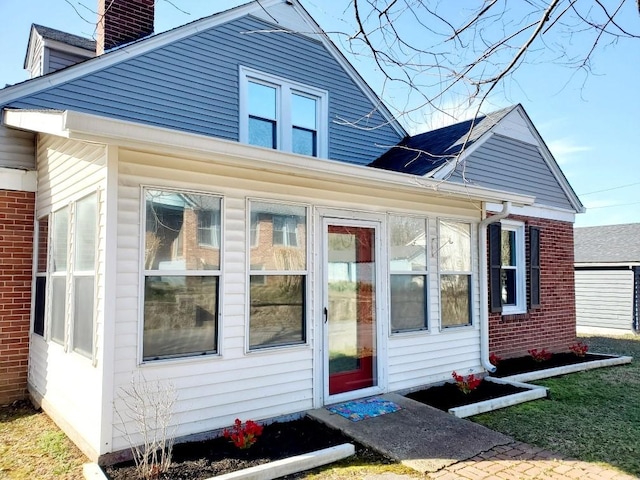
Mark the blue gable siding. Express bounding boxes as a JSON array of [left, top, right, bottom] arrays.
[[450, 134, 574, 210], [9, 15, 402, 166]]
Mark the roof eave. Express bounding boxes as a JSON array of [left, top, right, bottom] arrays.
[[2, 108, 533, 207]]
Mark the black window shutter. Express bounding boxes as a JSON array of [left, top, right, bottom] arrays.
[[488, 223, 502, 313], [529, 226, 541, 308]]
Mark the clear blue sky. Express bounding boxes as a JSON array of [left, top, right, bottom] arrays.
[[1, 1, 638, 227]]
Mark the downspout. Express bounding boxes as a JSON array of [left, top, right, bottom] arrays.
[[478, 201, 511, 373]]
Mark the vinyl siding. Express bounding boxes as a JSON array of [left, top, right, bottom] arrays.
[[0, 126, 35, 169], [452, 134, 574, 210], [28, 135, 107, 458], [575, 269, 634, 331], [110, 147, 483, 451], [9, 15, 401, 166], [47, 49, 90, 74]]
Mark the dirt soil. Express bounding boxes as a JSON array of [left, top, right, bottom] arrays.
[[104, 417, 389, 480], [406, 380, 528, 411], [491, 352, 612, 378]]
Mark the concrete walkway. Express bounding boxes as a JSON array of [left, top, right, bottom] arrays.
[[309, 393, 637, 480]]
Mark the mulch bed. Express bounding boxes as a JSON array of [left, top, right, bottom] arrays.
[[491, 352, 612, 378], [406, 380, 528, 411], [104, 417, 387, 480]]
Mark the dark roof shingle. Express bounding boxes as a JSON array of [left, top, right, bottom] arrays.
[[32, 24, 96, 52], [369, 105, 516, 175]]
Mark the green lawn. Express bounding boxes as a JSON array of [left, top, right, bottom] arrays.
[[473, 335, 640, 477]]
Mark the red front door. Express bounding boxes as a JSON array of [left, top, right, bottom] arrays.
[[326, 224, 377, 395]]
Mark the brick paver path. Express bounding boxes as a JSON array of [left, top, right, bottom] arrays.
[[428, 441, 638, 480]]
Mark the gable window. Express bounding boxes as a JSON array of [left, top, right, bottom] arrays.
[[489, 221, 540, 314], [240, 67, 328, 157], [248, 201, 307, 350], [389, 215, 428, 332], [143, 189, 221, 361], [438, 220, 473, 328]]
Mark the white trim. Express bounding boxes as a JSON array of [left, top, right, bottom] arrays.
[[321, 214, 387, 404], [428, 105, 584, 214], [0, 0, 407, 138], [245, 198, 311, 353], [486, 201, 576, 223], [3, 109, 536, 207], [499, 219, 526, 315], [0, 167, 37, 191], [239, 66, 329, 158], [575, 262, 640, 268], [42, 39, 95, 59]]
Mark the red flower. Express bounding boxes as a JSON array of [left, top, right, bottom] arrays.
[[452, 371, 482, 394], [489, 352, 502, 366], [223, 419, 264, 449], [528, 348, 552, 362], [569, 342, 589, 357]]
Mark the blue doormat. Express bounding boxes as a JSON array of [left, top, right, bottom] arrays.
[[327, 397, 401, 422]]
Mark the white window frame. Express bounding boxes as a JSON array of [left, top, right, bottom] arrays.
[[239, 66, 329, 158], [437, 218, 474, 329], [140, 187, 223, 363], [246, 199, 310, 352], [500, 220, 526, 315], [388, 214, 429, 334]]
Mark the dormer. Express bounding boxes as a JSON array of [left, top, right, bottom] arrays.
[[23, 24, 96, 79]]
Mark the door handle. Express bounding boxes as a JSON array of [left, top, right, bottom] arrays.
[[324, 307, 328, 323]]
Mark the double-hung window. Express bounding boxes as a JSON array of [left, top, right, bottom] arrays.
[[489, 221, 540, 314], [389, 215, 428, 332], [248, 201, 307, 350], [33, 217, 49, 337], [143, 189, 221, 361], [241, 67, 328, 157], [438, 220, 473, 328]]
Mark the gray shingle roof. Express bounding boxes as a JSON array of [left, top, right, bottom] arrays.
[[369, 105, 516, 175], [574, 223, 640, 263], [32, 24, 96, 52]]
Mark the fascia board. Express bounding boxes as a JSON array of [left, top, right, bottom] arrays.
[[0, 0, 282, 105], [1, 0, 406, 140], [429, 132, 492, 180], [42, 39, 95, 58], [512, 105, 585, 214], [288, 1, 407, 138], [485, 201, 577, 223], [4, 108, 533, 206]]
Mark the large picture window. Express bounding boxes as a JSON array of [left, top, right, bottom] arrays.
[[389, 215, 428, 332], [438, 220, 472, 328], [143, 189, 221, 361], [249, 201, 307, 350], [240, 67, 328, 158]]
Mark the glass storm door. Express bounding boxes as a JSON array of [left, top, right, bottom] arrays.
[[326, 223, 377, 395]]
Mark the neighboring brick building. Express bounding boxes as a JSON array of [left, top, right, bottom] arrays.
[[0, 190, 35, 405]]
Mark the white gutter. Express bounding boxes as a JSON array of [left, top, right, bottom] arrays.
[[478, 201, 512, 373]]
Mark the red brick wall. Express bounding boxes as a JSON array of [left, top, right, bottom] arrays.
[[0, 190, 35, 405], [488, 215, 577, 359], [97, 0, 154, 54]]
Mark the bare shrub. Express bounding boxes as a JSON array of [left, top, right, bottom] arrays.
[[115, 375, 177, 480]]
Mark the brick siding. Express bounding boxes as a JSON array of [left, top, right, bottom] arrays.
[[488, 215, 577, 358], [0, 190, 35, 405]]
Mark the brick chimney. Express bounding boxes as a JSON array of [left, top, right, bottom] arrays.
[[96, 0, 154, 55]]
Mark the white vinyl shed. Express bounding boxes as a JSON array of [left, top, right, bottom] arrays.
[[574, 224, 640, 335]]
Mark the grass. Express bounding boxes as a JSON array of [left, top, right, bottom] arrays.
[[2, 335, 636, 479], [0, 401, 87, 479], [473, 334, 640, 477]]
